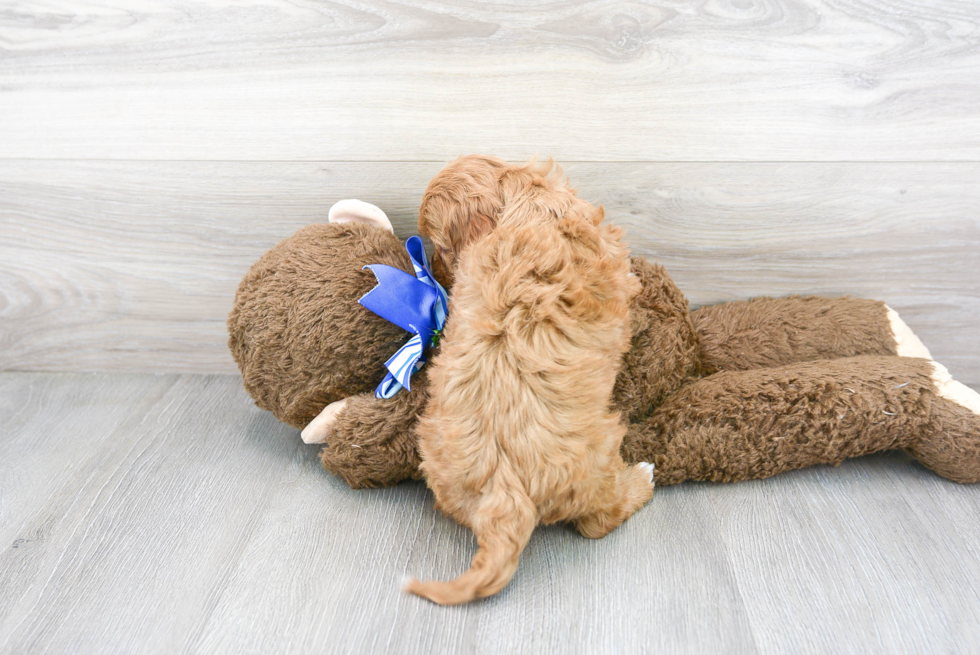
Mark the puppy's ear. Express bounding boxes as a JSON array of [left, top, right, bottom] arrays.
[[419, 191, 498, 265], [419, 155, 513, 265], [328, 199, 394, 233], [591, 205, 605, 226]]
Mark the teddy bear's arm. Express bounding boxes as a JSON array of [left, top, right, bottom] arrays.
[[620, 355, 980, 486], [691, 296, 931, 374], [315, 381, 429, 489]]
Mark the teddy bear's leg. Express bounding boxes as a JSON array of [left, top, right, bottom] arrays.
[[620, 355, 980, 486], [691, 296, 931, 374], [904, 362, 980, 483], [314, 385, 429, 489]]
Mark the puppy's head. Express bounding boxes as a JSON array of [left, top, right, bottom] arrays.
[[419, 155, 577, 282], [418, 155, 509, 279]]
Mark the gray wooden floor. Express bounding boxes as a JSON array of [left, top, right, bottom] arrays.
[[2, 371, 979, 654]]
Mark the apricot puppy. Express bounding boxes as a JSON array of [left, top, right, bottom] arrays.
[[405, 157, 654, 605]]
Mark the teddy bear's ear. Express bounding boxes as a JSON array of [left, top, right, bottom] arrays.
[[328, 199, 394, 233]]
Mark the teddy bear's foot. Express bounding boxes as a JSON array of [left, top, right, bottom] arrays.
[[301, 398, 349, 444], [930, 361, 980, 416], [905, 361, 980, 484], [885, 305, 932, 359]]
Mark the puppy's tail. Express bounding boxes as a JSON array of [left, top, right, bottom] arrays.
[[404, 481, 536, 605]]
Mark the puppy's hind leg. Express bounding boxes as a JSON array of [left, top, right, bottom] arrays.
[[575, 462, 655, 539]]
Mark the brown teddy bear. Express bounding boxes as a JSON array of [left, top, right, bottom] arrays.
[[228, 200, 980, 489]]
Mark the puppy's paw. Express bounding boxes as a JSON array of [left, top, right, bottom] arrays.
[[301, 398, 349, 444], [624, 462, 655, 507]]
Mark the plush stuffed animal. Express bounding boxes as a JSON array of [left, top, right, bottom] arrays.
[[228, 201, 980, 489]]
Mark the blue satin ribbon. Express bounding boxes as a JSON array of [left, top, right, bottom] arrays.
[[359, 236, 449, 398]]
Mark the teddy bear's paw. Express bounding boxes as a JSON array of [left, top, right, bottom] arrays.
[[930, 361, 980, 416], [301, 398, 350, 444], [886, 305, 932, 359]]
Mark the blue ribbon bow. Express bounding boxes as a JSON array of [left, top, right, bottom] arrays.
[[358, 236, 450, 398]]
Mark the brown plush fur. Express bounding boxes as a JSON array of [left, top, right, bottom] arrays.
[[613, 257, 702, 424], [227, 158, 980, 499], [621, 356, 980, 485], [406, 161, 651, 604], [693, 295, 898, 375], [227, 223, 414, 428], [320, 379, 428, 487]]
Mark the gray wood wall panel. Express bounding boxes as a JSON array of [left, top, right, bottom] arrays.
[[2, 161, 978, 383], [1, 0, 978, 161], [1, 372, 977, 654]]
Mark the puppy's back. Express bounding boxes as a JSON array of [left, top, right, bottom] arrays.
[[408, 206, 639, 604]]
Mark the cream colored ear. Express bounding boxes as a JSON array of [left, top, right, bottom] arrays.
[[328, 199, 394, 233]]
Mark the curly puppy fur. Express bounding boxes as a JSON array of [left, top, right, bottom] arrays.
[[406, 158, 653, 605]]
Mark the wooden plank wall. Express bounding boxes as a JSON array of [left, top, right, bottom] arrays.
[[1, 1, 978, 382]]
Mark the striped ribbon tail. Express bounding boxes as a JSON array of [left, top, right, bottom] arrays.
[[374, 333, 425, 398], [375, 364, 423, 399]]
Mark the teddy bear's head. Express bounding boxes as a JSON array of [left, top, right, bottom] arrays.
[[227, 201, 416, 428]]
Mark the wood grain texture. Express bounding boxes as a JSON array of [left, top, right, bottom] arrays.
[[0, 373, 304, 653], [708, 457, 980, 653], [3, 0, 978, 650], [0, 373, 171, 553], [1, 0, 978, 161], [1, 372, 978, 654], [2, 161, 978, 383]]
